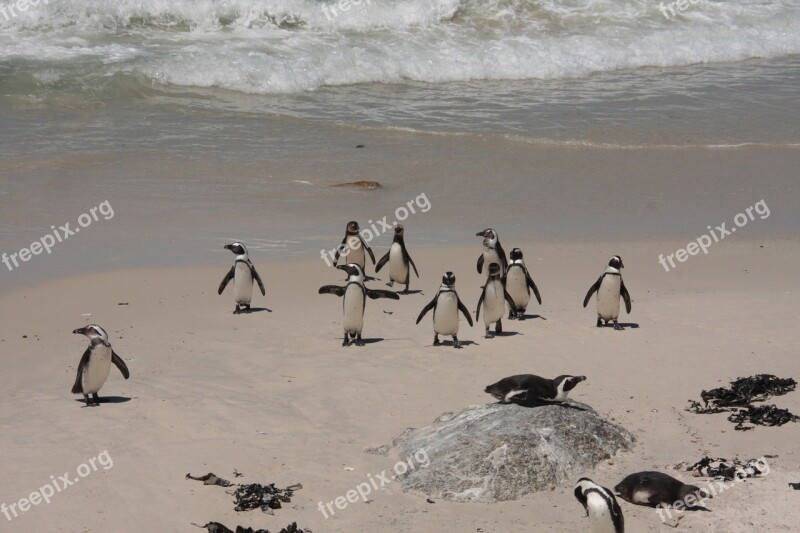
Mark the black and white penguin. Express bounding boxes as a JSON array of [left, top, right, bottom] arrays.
[[476, 262, 517, 338], [484, 374, 586, 406], [476, 228, 507, 276], [614, 472, 710, 509], [583, 255, 631, 330], [218, 242, 266, 314], [71, 325, 130, 407], [574, 478, 625, 533], [375, 225, 419, 293], [334, 221, 375, 270], [503, 248, 542, 320], [416, 271, 473, 348], [319, 263, 399, 346]]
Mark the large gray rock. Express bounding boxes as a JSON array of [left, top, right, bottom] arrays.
[[390, 402, 635, 503]]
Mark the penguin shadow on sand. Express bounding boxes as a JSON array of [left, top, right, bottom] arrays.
[[237, 306, 272, 314], [74, 396, 132, 406], [597, 321, 638, 330]]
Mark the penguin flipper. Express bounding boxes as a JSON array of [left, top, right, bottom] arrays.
[[362, 237, 376, 265], [71, 347, 92, 394], [620, 280, 632, 313], [375, 251, 390, 273], [475, 291, 485, 321], [476, 253, 484, 274], [573, 486, 589, 516], [366, 289, 400, 300], [218, 266, 235, 295], [526, 271, 542, 305], [333, 236, 348, 266], [250, 263, 266, 296], [111, 350, 130, 379], [583, 276, 603, 308], [495, 241, 508, 272], [416, 297, 437, 324], [319, 285, 346, 296], [457, 297, 474, 327], [402, 247, 419, 278]]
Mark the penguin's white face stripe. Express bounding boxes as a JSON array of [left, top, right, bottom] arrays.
[[84, 324, 109, 343]]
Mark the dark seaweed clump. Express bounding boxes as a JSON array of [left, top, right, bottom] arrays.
[[232, 482, 303, 514], [197, 522, 311, 533], [685, 456, 770, 480], [687, 374, 798, 430]]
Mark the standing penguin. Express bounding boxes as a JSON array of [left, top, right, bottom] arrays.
[[583, 255, 632, 330], [416, 271, 473, 348], [334, 221, 375, 271], [319, 263, 399, 346], [476, 262, 517, 338], [476, 228, 507, 276], [574, 478, 625, 533], [504, 248, 542, 320], [218, 242, 266, 314], [375, 225, 419, 293], [71, 325, 130, 407]]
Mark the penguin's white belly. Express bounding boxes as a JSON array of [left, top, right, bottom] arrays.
[[233, 262, 254, 304], [433, 293, 459, 335], [82, 345, 112, 394], [388, 243, 408, 283], [586, 493, 617, 533], [482, 249, 501, 275], [342, 284, 365, 334], [483, 281, 505, 325], [505, 267, 530, 309], [345, 236, 365, 268], [596, 276, 621, 320]]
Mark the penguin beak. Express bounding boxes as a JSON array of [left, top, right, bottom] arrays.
[[476, 231, 485, 237], [73, 327, 85, 335], [224, 244, 232, 250], [574, 376, 587, 383]]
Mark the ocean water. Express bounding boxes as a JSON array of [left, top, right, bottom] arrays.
[[1, 1, 799, 289], [0, 0, 799, 147]]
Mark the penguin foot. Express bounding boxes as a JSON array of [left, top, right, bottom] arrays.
[[92, 393, 100, 406], [83, 395, 91, 407], [596, 317, 603, 327], [453, 336, 461, 349], [495, 319, 503, 334], [485, 330, 494, 339], [508, 311, 515, 320], [613, 321, 623, 331], [233, 306, 241, 315], [355, 334, 365, 347], [342, 336, 350, 347], [433, 335, 441, 346]]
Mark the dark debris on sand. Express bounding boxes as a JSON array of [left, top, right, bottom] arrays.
[[687, 374, 798, 430], [684, 457, 770, 480], [196, 521, 311, 533], [186, 473, 234, 487], [232, 483, 303, 514]]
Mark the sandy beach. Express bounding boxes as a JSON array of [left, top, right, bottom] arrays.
[[3, 1, 800, 531], [1, 235, 799, 531]]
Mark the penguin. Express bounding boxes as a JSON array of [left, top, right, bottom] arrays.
[[71, 325, 130, 407], [319, 263, 399, 346], [375, 224, 419, 293], [476, 228, 507, 276], [503, 248, 542, 320], [416, 271, 473, 348], [484, 374, 586, 406], [475, 262, 517, 338], [614, 471, 710, 509], [334, 221, 375, 271], [574, 478, 625, 533], [218, 242, 266, 314], [583, 255, 631, 330]]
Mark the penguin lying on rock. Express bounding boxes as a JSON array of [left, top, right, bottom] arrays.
[[484, 374, 586, 406]]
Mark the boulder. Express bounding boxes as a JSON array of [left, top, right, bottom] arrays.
[[390, 402, 634, 503]]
